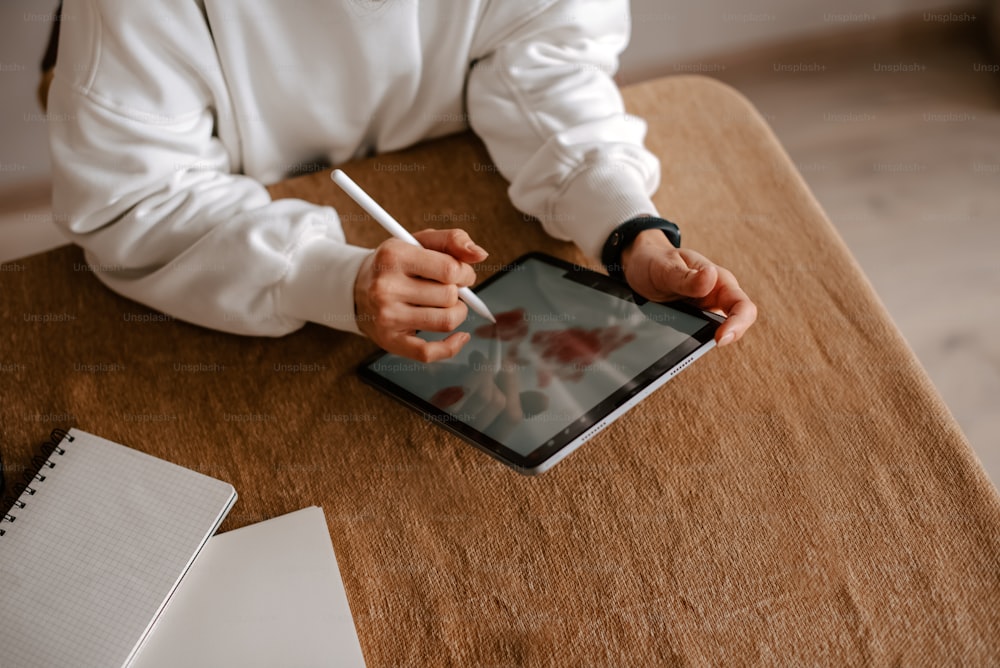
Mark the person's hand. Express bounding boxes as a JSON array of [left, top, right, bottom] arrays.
[[354, 228, 488, 362], [620, 229, 757, 346]]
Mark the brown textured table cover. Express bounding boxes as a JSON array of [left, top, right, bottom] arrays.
[[2, 76, 998, 665]]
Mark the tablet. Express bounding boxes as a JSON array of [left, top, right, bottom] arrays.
[[359, 253, 723, 475]]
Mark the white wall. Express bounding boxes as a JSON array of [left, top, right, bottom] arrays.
[[0, 0, 981, 203], [621, 0, 979, 82], [0, 0, 55, 199]]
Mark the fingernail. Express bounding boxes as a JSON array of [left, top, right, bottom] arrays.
[[719, 332, 735, 346], [466, 242, 488, 256]]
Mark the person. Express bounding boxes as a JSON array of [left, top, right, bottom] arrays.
[[47, 0, 756, 363]]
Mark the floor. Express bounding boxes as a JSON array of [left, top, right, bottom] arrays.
[[678, 19, 1000, 491], [2, 19, 998, 489]]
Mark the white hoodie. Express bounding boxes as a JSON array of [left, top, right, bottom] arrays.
[[48, 0, 661, 336]]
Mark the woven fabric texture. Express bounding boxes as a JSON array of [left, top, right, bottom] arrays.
[[1, 76, 997, 665]]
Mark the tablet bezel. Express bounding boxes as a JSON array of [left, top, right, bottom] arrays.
[[358, 252, 722, 474]]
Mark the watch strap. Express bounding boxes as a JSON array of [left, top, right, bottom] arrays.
[[601, 216, 681, 280]]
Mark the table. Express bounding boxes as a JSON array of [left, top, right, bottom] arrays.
[[2, 75, 998, 665]]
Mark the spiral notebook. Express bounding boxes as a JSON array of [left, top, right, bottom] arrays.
[[0, 428, 237, 668]]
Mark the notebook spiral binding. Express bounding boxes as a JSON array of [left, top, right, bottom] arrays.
[[0, 428, 75, 537]]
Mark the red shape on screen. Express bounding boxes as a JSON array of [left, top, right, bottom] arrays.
[[430, 385, 464, 409], [472, 308, 636, 386], [473, 308, 528, 342], [531, 326, 636, 382], [532, 328, 601, 364]]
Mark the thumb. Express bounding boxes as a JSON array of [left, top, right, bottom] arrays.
[[646, 248, 717, 300]]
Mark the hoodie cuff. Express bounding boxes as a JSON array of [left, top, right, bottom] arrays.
[[278, 237, 374, 336], [554, 161, 659, 262]]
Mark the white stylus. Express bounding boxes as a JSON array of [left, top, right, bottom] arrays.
[[330, 169, 497, 324]]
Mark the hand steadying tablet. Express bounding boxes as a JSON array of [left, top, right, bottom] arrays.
[[620, 229, 758, 347]]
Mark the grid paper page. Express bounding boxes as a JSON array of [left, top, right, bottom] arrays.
[[0, 429, 236, 668]]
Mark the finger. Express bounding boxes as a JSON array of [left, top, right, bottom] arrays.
[[372, 238, 476, 287], [647, 249, 717, 300], [394, 277, 461, 308], [396, 302, 469, 333], [716, 299, 757, 346], [707, 269, 758, 346], [392, 331, 470, 364], [413, 228, 489, 264], [398, 244, 477, 288]]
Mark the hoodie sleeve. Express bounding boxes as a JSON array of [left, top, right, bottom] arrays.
[[47, 0, 372, 336], [466, 0, 661, 261]]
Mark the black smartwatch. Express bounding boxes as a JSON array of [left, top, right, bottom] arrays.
[[601, 215, 681, 281]]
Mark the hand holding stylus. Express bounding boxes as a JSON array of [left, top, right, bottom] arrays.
[[332, 170, 495, 323], [332, 169, 494, 363]]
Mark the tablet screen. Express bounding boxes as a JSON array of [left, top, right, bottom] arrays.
[[362, 254, 717, 467]]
